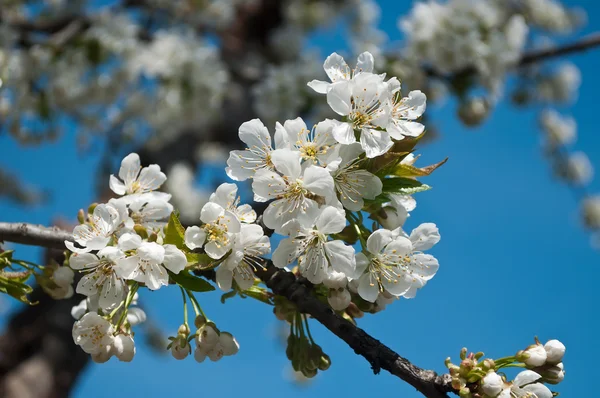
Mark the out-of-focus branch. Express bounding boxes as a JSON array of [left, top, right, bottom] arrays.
[[518, 32, 600, 67], [0, 222, 455, 398], [0, 223, 72, 250]]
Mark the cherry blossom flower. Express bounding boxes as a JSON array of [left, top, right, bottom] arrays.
[[226, 119, 279, 181], [209, 183, 256, 223], [272, 206, 355, 284], [511, 370, 553, 398], [184, 202, 241, 259], [307, 51, 375, 94], [252, 149, 335, 232], [70, 247, 127, 310], [114, 234, 186, 290], [327, 72, 392, 158], [72, 312, 115, 355], [109, 153, 167, 196], [332, 143, 382, 211], [386, 78, 427, 140], [215, 224, 270, 291], [65, 203, 122, 254]]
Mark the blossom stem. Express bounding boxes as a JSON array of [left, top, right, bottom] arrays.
[[302, 314, 316, 345], [497, 363, 526, 369], [179, 286, 189, 327], [186, 289, 206, 320], [116, 282, 139, 329]]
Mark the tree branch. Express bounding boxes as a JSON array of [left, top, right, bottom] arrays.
[[518, 32, 600, 67], [0, 222, 455, 398], [0, 223, 72, 250]]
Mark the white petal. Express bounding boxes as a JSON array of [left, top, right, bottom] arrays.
[[514, 370, 543, 387], [137, 242, 165, 264], [226, 150, 257, 181], [307, 79, 330, 94], [272, 238, 300, 268], [356, 52, 374, 73], [238, 119, 271, 149], [327, 81, 352, 116], [236, 204, 256, 223], [384, 236, 413, 257], [185, 226, 206, 250], [283, 117, 308, 145], [65, 240, 91, 254], [388, 121, 425, 139], [381, 271, 411, 296], [410, 253, 439, 281], [138, 165, 167, 192], [141, 263, 169, 290], [274, 122, 292, 150], [233, 269, 255, 291], [251, 169, 286, 202], [216, 265, 233, 291], [200, 202, 225, 224], [366, 229, 394, 254], [521, 384, 553, 398], [77, 274, 99, 297], [118, 153, 141, 187], [118, 233, 142, 251], [303, 165, 335, 199], [70, 253, 99, 270], [360, 128, 393, 158], [204, 241, 230, 260], [358, 273, 379, 303], [316, 206, 346, 234], [163, 245, 186, 274], [324, 241, 356, 276], [323, 52, 350, 83], [114, 256, 140, 280], [402, 90, 427, 119], [332, 121, 356, 145], [410, 223, 440, 251], [271, 149, 302, 179], [98, 275, 124, 310], [353, 252, 370, 279], [209, 183, 238, 208], [109, 175, 127, 195]]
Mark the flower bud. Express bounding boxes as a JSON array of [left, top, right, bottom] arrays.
[[77, 209, 86, 224], [219, 332, 239, 356], [177, 323, 190, 337], [544, 339, 565, 365], [538, 363, 565, 385], [113, 334, 135, 362], [519, 343, 547, 367], [91, 344, 113, 364], [457, 97, 489, 127], [481, 371, 503, 397], [171, 338, 190, 360], [460, 347, 468, 360], [53, 266, 74, 287], [194, 315, 207, 329], [318, 354, 331, 371], [458, 387, 472, 398], [328, 289, 351, 311], [207, 343, 224, 362], [482, 358, 495, 370], [196, 323, 219, 349], [194, 347, 207, 363]]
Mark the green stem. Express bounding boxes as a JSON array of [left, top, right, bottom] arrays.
[[302, 314, 316, 345], [497, 363, 527, 369], [179, 286, 189, 327], [115, 282, 139, 329], [186, 289, 206, 319]]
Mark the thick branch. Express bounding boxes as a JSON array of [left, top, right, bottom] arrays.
[[0, 222, 455, 397], [256, 266, 454, 398], [0, 223, 72, 250]]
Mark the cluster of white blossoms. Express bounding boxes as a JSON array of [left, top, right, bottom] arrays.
[[448, 338, 566, 398]]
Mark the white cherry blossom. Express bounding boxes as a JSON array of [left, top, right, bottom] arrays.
[[72, 312, 115, 355], [252, 149, 335, 232], [65, 203, 122, 254], [189, 202, 241, 259], [275, 117, 341, 170], [114, 234, 186, 290], [209, 182, 256, 223], [215, 224, 271, 291], [354, 223, 440, 302], [327, 72, 392, 158], [70, 247, 127, 310], [386, 78, 427, 139], [332, 143, 382, 211], [272, 206, 355, 284], [512, 370, 553, 398], [307, 51, 375, 94], [226, 119, 278, 181], [109, 153, 167, 196]]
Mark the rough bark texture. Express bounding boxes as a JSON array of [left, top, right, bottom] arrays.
[[0, 248, 88, 398]]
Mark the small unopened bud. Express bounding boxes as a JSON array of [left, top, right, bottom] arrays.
[[538, 363, 565, 385], [196, 323, 219, 349], [328, 288, 351, 310], [171, 337, 190, 360], [177, 324, 190, 337], [460, 347, 468, 360], [544, 339, 565, 365], [520, 343, 547, 367], [474, 351, 484, 361], [482, 358, 495, 370], [77, 209, 86, 224], [88, 203, 98, 215], [318, 354, 331, 371], [452, 376, 466, 391], [134, 225, 149, 239], [481, 371, 503, 397], [219, 332, 239, 356], [113, 334, 135, 362]]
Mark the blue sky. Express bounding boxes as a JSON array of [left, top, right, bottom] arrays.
[[0, 1, 598, 397]]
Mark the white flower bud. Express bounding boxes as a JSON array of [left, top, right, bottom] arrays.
[[53, 267, 74, 286], [196, 323, 219, 349], [323, 270, 347, 289], [113, 334, 135, 362], [523, 344, 547, 367], [539, 362, 564, 385], [328, 289, 351, 310], [194, 347, 207, 363], [171, 338, 190, 360], [219, 332, 239, 356], [544, 339, 565, 365], [207, 343, 224, 362], [91, 344, 113, 364], [481, 371, 503, 397]]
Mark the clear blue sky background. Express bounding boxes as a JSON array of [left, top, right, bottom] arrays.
[[0, 0, 598, 396]]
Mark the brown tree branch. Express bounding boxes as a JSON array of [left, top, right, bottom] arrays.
[[518, 32, 600, 67], [0, 222, 455, 398]]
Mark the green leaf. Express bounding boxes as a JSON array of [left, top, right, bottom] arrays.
[[185, 252, 217, 270], [242, 285, 274, 305], [169, 271, 215, 292], [164, 212, 186, 250], [390, 157, 448, 178], [0, 272, 35, 305], [382, 177, 431, 195]]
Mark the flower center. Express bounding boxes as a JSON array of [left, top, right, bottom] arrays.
[[204, 220, 229, 248]]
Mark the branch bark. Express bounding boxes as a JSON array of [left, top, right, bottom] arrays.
[[0, 222, 455, 398]]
